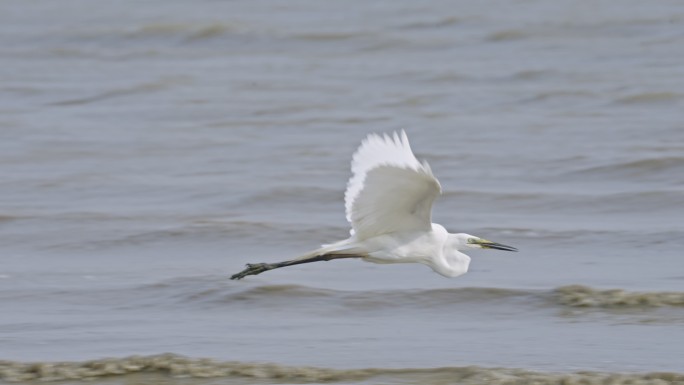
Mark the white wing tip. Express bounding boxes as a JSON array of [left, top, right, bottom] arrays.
[[345, 129, 440, 223], [363, 129, 408, 144]]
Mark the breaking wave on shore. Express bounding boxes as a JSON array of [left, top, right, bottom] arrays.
[[2, 354, 683, 384]]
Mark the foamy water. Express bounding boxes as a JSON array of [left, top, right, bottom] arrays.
[[1, 0, 684, 383], [2, 354, 684, 385]]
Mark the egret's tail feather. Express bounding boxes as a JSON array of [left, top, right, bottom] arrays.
[[230, 243, 367, 280]]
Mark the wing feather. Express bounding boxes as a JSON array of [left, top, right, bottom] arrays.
[[344, 131, 441, 239]]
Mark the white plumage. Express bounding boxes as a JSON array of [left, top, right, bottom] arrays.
[[345, 131, 441, 239], [231, 130, 517, 280]]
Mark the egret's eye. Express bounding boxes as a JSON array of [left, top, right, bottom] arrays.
[[467, 238, 478, 244]]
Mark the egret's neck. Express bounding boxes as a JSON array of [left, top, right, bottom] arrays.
[[429, 233, 471, 278]]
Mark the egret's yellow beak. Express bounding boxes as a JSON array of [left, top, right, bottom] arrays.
[[471, 238, 518, 252]]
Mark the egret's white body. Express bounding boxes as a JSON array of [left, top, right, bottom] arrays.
[[231, 131, 516, 280]]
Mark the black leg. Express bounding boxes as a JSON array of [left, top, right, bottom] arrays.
[[230, 263, 275, 280], [230, 254, 362, 280]]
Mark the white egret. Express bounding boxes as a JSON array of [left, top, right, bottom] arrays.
[[231, 131, 517, 280]]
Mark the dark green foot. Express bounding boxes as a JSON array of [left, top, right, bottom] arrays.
[[230, 263, 273, 280]]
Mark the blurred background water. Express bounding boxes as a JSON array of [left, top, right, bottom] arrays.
[[1, 0, 684, 383]]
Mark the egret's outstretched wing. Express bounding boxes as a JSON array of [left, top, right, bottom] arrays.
[[345, 131, 441, 239]]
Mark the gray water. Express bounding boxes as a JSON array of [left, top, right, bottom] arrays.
[[2, 0, 684, 383]]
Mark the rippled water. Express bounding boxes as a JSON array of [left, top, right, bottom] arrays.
[[2, 0, 684, 383]]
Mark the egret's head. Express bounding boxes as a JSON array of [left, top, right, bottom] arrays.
[[459, 233, 518, 252]]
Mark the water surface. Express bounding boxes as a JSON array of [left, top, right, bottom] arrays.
[[1, 0, 684, 383]]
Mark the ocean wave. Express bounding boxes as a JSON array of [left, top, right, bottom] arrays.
[[9, 277, 682, 313], [486, 29, 530, 42], [124, 22, 236, 41], [1, 354, 682, 384], [0, 215, 21, 223], [61, 21, 377, 48], [520, 90, 598, 104], [231, 284, 684, 310], [554, 285, 684, 308], [126, 278, 684, 311], [49, 77, 189, 106], [290, 31, 373, 41], [567, 157, 684, 179], [398, 16, 462, 30], [615, 92, 681, 104]]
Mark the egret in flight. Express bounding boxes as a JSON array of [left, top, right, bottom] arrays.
[[231, 131, 517, 280]]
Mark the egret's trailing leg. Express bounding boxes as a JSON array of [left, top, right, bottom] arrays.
[[230, 254, 362, 280], [230, 263, 272, 279]]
